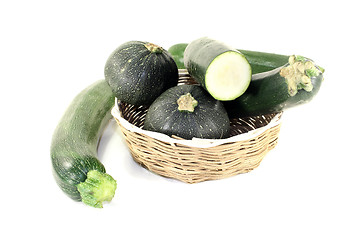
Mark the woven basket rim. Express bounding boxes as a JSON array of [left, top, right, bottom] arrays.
[[111, 98, 283, 148]]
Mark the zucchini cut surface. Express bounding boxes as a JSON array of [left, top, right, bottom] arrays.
[[184, 37, 252, 101], [206, 51, 251, 101]]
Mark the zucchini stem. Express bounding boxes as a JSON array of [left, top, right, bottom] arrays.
[[177, 93, 198, 112], [76, 170, 117, 208], [144, 42, 163, 54], [280, 55, 323, 96]]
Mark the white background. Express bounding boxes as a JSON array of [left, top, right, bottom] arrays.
[[1, 0, 359, 239]]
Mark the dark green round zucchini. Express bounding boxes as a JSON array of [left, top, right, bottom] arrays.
[[104, 41, 178, 106], [224, 55, 325, 118], [184, 37, 252, 101], [143, 84, 230, 140], [51, 80, 117, 208], [168, 43, 289, 74]]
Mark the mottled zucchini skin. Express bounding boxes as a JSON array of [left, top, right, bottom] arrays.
[[104, 41, 178, 106], [143, 85, 230, 140], [224, 65, 324, 118], [51, 80, 114, 201]]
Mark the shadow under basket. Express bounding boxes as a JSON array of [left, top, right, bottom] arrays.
[[111, 69, 283, 184]]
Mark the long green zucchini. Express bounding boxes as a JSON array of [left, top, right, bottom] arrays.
[[224, 55, 325, 117], [51, 80, 117, 208], [168, 43, 289, 74], [239, 49, 289, 74]]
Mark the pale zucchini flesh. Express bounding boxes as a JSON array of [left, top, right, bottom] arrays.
[[205, 51, 251, 101], [184, 37, 252, 101]]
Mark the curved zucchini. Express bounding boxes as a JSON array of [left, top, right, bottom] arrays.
[[224, 55, 325, 118], [184, 37, 252, 101], [51, 80, 117, 208], [168, 43, 289, 74]]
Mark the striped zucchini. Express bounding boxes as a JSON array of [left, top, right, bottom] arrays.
[[51, 80, 117, 208]]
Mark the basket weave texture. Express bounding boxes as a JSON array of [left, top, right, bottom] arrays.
[[112, 70, 282, 183]]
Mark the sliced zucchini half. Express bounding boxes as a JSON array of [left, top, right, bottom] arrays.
[[184, 37, 251, 101], [205, 51, 251, 100]]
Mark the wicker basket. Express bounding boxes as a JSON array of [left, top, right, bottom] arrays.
[[111, 69, 283, 184]]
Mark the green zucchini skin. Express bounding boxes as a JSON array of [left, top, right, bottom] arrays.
[[168, 43, 187, 69], [51, 80, 116, 205], [105, 41, 178, 106], [184, 37, 251, 101], [239, 49, 289, 74], [168, 43, 289, 74], [224, 56, 324, 118], [143, 84, 230, 140]]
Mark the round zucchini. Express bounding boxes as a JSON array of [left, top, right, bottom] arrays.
[[143, 84, 230, 140], [51, 80, 117, 208], [224, 55, 325, 118], [184, 37, 252, 101], [104, 41, 178, 106], [168, 43, 289, 74]]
